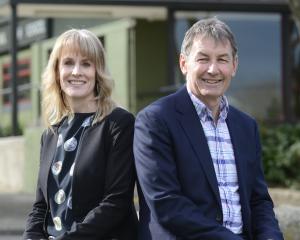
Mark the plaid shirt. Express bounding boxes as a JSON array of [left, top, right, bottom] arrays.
[[188, 90, 243, 234]]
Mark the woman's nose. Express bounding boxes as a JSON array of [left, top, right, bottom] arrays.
[[72, 64, 81, 76]]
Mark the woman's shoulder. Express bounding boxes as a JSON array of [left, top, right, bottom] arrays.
[[102, 107, 135, 131], [108, 107, 135, 122]]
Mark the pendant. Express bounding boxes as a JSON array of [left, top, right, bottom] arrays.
[[64, 137, 77, 152], [54, 189, 66, 205], [53, 216, 62, 231], [52, 161, 62, 175]]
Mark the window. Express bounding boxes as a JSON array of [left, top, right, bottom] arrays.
[[2, 58, 31, 109], [291, 23, 300, 119]]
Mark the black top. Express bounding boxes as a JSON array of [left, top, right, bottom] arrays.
[[47, 113, 95, 237], [23, 107, 138, 240]]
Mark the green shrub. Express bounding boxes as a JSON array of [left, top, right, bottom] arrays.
[[0, 125, 23, 137], [260, 123, 300, 189]]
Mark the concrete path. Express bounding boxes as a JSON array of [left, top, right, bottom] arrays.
[[0, 193, 34, 240]]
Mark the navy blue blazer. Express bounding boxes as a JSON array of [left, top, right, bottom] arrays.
[[134, 86, 283, 240]]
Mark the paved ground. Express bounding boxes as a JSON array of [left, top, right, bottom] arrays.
[[0, 192, 138, 240], [0, 193, 34, 240], [0, 190, 299, 239]]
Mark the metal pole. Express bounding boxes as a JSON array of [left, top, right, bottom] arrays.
[[10, 1, 19, 135], [167, 7, 175, 86], [281, 12, 293, 122]]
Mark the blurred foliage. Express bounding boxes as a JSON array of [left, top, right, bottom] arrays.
[[288, 0, 300, 33], [260, 123, 300, 189], [0, 125, 23, 137]]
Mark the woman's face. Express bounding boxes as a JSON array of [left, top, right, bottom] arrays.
[[58, 49, 97, 112]]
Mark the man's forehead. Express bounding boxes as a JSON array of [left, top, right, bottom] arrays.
[[191, 36, 233, 55], [194, 35, 230, 46]]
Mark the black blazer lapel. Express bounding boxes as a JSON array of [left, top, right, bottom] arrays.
[[40, 130, 59, 203], [175, 86, 221, 207]]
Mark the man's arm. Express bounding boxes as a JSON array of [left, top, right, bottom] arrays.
[[134, 107, 243, 240]]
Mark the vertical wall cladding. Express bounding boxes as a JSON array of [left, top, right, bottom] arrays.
[[135, 19, 168, 112]]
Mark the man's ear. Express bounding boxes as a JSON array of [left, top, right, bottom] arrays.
[[179, 54, 188, 75], [232, 56, 238, 77]]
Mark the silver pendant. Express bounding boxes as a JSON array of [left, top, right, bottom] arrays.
[[64, 137, 77, 152], [53, 216, 62, 231], [52, 161, 62, 175], [82, 116, 92, 127], [54, 189, 66, 204]]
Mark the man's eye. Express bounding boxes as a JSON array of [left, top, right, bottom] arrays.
[[219, 59, 228, 63], [197, 58, 208, 62]]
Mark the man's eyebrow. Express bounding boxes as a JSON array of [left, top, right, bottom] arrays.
[[195, 51, 209, 57], [195, 52, 231, 58]]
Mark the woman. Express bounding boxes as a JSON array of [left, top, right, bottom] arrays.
[[23, 29, 138, 240]]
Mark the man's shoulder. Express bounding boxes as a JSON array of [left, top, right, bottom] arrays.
[[138, 91, 178, 117], [228, 105, 256, 124]]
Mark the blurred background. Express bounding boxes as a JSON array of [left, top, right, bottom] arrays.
[[0, 0, 299, 239]]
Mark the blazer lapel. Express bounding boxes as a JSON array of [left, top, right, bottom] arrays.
[[40, 130, 58, 203], [226, 109, 248, 226], [175, 86, 221, 207]]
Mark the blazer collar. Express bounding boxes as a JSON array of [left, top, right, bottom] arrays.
[[174, 85, 221, 207], [40, 129, 59, 203], [226, 109, 247, 210]]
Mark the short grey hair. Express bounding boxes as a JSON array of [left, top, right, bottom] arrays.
[[181, 17, 238, 58]]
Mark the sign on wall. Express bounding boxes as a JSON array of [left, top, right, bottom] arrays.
[[0, 18, 49, 53]]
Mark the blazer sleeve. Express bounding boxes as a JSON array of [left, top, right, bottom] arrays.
[[250, 122, 284, 240], [23, 132, 48, 240], [134, 108, 243, 240], [56, 111, 136, 240]]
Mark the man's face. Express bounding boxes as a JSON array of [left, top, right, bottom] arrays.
[[180, 36, 238, 106]]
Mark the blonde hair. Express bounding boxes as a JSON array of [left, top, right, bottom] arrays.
[[41, 29, 116, 128]]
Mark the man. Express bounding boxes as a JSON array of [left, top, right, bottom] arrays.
[[134, 17, 283, 240]]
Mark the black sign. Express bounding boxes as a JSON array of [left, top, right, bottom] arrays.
[[0, 18, 49, 53]]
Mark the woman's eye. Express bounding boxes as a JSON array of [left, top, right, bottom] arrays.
[[63, 60, 73, 65], [82, 62, 91, 67]]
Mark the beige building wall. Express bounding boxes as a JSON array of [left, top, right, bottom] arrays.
[[0, 136, 25, 192]]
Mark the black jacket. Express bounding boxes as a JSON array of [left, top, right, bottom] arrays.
[[23, 107, 138, 240]]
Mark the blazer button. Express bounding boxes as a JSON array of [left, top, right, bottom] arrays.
[[216, 213, 222, 222]]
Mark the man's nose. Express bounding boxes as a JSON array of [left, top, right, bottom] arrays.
[[207, 62, 218, 74]]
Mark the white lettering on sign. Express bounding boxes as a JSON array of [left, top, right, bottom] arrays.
[[25, 19, 46, 38]]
